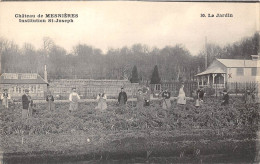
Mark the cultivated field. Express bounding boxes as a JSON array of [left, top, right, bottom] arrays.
[[0, 96, 259, 163]]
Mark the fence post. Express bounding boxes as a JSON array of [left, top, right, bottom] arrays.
[[190, 82, 193, 97], [215, 83, 217, 98], [236, 82, 238, 96], [132, 88, 133, 108]]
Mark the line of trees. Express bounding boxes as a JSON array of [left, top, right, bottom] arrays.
[[0, 33, 259, 82]]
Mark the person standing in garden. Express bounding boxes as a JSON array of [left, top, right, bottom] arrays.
[[69, 87, 80, 112], [96, 91, 107, 111], [192, 89, 200, 107], [118, 87, 127, 107], [1, 89, 11, 108], [221, 90, 229, 106], [144, 87, 151, 107], [162, 88, 171, 109], [136, 89, 144, 110], [197, 86, 205, 102], [177, 83, 186, 105], [245, 89, 254, 104], [22, 89, 33, 119], [46, 90, 55, 110]]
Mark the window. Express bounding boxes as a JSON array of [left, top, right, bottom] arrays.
[[252, 68, 257, 76], [4, 73, 18, 79], [21, 74, 37, 79], [155, 84, 161, 91], [236, 68, 244, 76]]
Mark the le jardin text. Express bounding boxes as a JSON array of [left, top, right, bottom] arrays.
[[200, 13, 233, 18]]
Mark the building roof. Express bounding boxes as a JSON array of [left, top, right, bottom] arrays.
[[51, 79, 129, 82], [195, 67, 226, 76], [195, 58, 260, 76], [216, 58, 260, 68], [0, 73, 48, 84]]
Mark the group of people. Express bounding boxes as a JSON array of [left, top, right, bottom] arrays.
[[16, 84, 188, 119], [193, 87, 230, 107], [193, 87, 205, 107], [0, 89, 35, 119], [0, 83, 188, 117], [3, 83, 252, 119], [124, 83, 187, 111], [67, 87, 128, 112], [136, 87, 151, 110], [161, 83, 188, 109], [95, 87, 150, 111], [67, 84, 188, 112]]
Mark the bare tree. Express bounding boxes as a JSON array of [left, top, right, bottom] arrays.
[[42, 37, 55, 62]]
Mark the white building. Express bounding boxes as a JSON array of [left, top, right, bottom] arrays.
[[0, 73, 48, 99], [195, 55, 260, 89]]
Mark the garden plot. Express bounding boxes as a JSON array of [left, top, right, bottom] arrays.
[[0, 97, 259, 163]]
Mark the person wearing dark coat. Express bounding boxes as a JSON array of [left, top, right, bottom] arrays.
[[46, 91, 55, 110], [197, 87, 205, 102], [22, 89, 33, 119], [162, 89, 171, 109], [221, 90, 229, 106], [192, 89, 200, 107], [118, 87, 127, 107]]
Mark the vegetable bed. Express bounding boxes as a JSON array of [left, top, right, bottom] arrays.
[[0, 97, 259, 163]]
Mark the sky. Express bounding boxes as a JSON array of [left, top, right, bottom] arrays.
[[0, 2, 259, 55]]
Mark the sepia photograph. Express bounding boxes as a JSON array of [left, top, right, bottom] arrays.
[[0, 1, 259, 163]]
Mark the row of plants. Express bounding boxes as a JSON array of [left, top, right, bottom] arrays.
[[1, 97, 259, 136]]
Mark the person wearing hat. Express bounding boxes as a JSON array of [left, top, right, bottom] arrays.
[[46, 90, 55, 110], [69, 87, 80, 111], [136, 88, 144, 110], [177, 83, 186, 105], [22, 89, 33, 119], [118, 87, 127, 108], [221, 89, 229, 106], [1, 89, 11, 108], [162, 88, 171, 109]]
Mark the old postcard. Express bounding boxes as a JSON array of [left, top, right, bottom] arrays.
[[0, 1, 259, 163]]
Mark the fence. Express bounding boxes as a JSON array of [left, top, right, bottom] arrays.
[[160, 81, 259, 97], [200, 81, 259, 97], [162, 81, 197, 97], [51, 80, 199, 99], [226, 82, 258, 94], [145, 81, 198, 97], [49, 79, 140, 99]]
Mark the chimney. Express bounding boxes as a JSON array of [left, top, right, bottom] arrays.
[[44, 65, 48, 82]]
